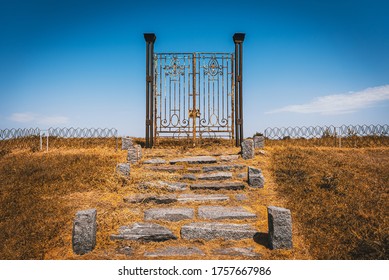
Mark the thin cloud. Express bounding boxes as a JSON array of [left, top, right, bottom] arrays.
[[266, 85, 389, 115], [8, 112, 69, 126]]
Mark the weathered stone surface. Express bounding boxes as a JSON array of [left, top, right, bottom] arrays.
[[202, 165, 245, 173], [124, 194, 177, 204], [127, 145, 142, 164], [253, 135, 265, 148], [145, 165, 184, 172], [198, 206, 256, 220], [143, 158, 166, 164], [178, 194, 229, 203], [181, 222, 257, 240], [219, 155, 239, 161], [237, 172, 247, 179], [235, 194, 248, 201], [190, 182, 245, 191], [267, 206, 293, 249], [139, 181, 187, 191], [116, 246, 133, 256], [212, 247, 261, 258], [72, 209, 97, 255], [181, 174, 197, 181], [145, 246, 205, 257], [144, 207, 194, 221], [159, 181, 188, 191], [122, 137, 134, 150], [248, 166, 265, 188], [170, 156, 217, 165], [110, 223, 177, 242], [241, 139, 254, 160], [116, 163, 130, 177], [197, 172, 233, 181], [187, 167, 202, 173]]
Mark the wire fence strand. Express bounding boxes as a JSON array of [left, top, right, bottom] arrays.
[[0, 127, 118, 151], [263, 124, 389, 147]]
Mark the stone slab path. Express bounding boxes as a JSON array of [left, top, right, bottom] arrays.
[[111, 152, 266, 259]]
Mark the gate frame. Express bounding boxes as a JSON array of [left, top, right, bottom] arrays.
[[144, 33, 245, 148]]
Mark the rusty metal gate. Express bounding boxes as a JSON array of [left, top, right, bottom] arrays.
[[144, 33, 245, 148], [153, 52, 234, 142]]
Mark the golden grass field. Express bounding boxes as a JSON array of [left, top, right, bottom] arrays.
[[0, 139, 387, 260]]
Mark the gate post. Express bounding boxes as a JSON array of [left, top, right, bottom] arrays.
[[233, 33, 245, 147], [144, 33, 156, 148]]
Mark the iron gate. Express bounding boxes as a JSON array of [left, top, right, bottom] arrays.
[[153, 52, 234, 142], [144, 33, 245, 148]]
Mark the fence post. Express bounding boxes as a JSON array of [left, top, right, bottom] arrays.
[[233, 33, 245, 147]]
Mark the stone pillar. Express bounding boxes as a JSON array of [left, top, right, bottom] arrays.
[[267, 206, 293, 250], [248, 166, 265, 188], [253, 135, 264, 148], [241, 139, 254, 160], [116, 163, 130, 177], [72, 209, 97, 255], [122, 137, 134, 150]]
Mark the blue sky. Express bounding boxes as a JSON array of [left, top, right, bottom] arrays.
[[0, 0, 388, 137]]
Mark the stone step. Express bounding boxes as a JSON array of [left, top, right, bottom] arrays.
[[110, 223, 177, 242], [144, 207, 194, 221], [197, 172, 233, 181], [190, 182, 246, 191], [198, 206, 256, 220], [202, 164, 245, 173], [145, 166, 184, 173], [177, 194, 229, 203], [181, 222, 257, 240], [219, 155, 239, 162], [144, 246, 205, 257], [170, 156, 217, 165], [139, 181, 188, 191], [143, 158, 166, 164], [124, 194, 177, 204]]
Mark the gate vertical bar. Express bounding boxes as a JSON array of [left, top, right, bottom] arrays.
[[192, 54, 197, 146], [233, 33, 245, 147], [144, 33, 156, 148]]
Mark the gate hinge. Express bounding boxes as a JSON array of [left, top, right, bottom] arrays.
[[237, 119, 242, 125], [146, 119, 152, 125], [146, 76, 153, 82]]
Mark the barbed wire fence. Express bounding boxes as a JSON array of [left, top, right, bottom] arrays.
[[263, 124, 389, 147], [0, 127, 119, 151]]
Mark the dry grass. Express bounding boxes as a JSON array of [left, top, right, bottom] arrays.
[[1, 140, 387, 260], [269, 146, 389, 259]]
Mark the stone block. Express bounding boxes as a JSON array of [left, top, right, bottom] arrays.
[[170, 156, 217, 164], [219, 155, 239, 161], [181, 222, 257, 240], [144, 207, 194, 221], [116, 163, 130, 177], [248, 166, 265, 188], [72, 209, 97, 255], [123, 194, 177, 204], [198, 206, 256, 220], [127, 144, 142, 164], [110, 223, 177, 242], [121, 137, 134, 150], [267, 206, 293, 249], [190, 182, 245, 191], [197, 172, 233, 181], [143, 158, 166, 164], [253, 135, 265, 148], [241, 139, 254, 160], [178, 194, 229, 203]]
